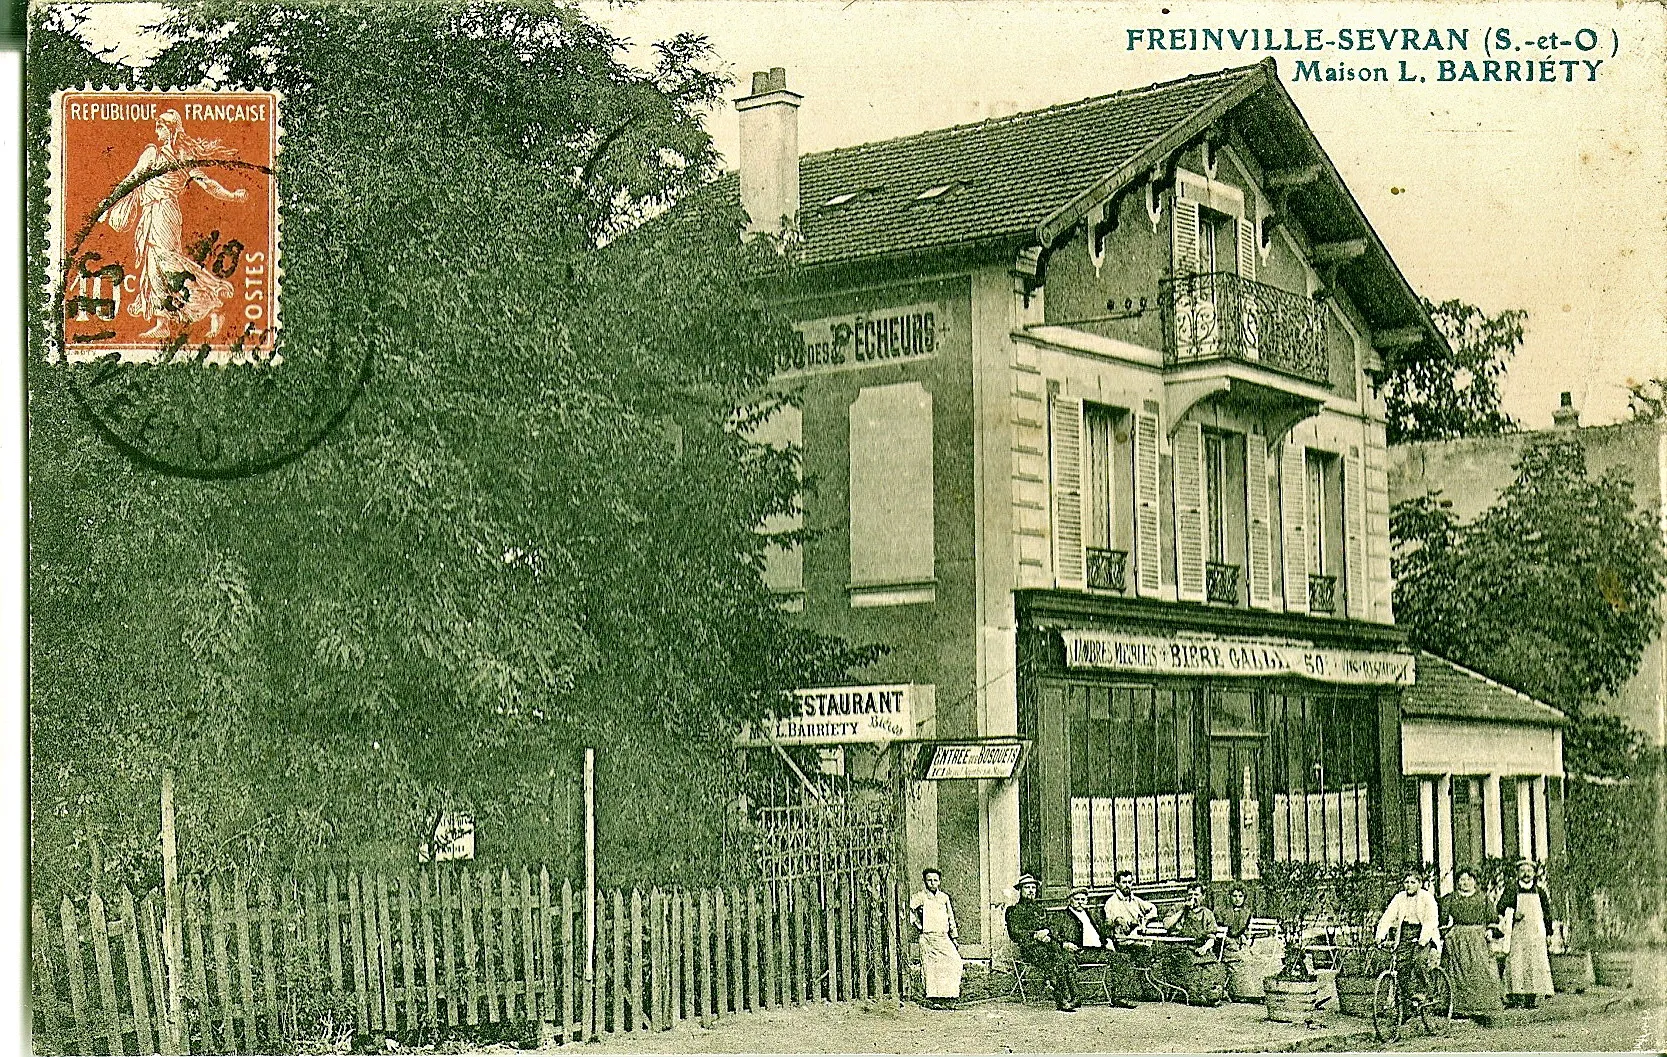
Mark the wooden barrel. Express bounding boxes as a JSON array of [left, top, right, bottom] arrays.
[[1336, 972, 1378, 1017], [1592, 951, 1634, 988], [1264, 977, 1323, 1023], [1549, 951, 1594, 993]]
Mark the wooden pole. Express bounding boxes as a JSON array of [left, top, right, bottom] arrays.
[[160, 769, 185, 1054], [584, 747, 597, 1041]]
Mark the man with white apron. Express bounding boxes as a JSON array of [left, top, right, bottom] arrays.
[[909, 868, 963, 1009], [1497, 860, 1555, 1009]]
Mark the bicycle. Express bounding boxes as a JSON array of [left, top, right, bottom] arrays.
[[1370, 938, 1453, 1042]]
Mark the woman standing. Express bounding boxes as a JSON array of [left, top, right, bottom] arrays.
[[908, 868, 963, 1009], [1497, 860, 1555, 1009], [1439, 867, 1504, 1016]]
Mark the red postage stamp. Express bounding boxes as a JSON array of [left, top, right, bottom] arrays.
[[50, 89, 281, 363]]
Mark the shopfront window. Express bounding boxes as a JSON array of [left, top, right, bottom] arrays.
[[1268, 692, 1377, 865], [1067, 684, 1200, 887]]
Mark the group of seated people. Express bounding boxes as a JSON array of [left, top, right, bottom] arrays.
[[1005, 870, 1238, 1012]]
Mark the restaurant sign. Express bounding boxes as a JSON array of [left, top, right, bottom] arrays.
[[1061, 630, 1415, 686], [740, 683, 928, 746], [778, 303, 941, 376]]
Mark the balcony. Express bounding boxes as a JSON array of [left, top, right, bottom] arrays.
[[1159, 272, 1330, 387], [1308, 573, 1338, 616], [1205, 562, 1241, 605], [1087, 548, 1128, 593]]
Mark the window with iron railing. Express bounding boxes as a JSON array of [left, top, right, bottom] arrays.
[[1083, 402, 1134, 593], [1159, 272, 1330, 387]]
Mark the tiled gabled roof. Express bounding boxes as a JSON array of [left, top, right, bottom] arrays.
[[786, 64, 1261, 269], [1403, 652, 1567, 728]]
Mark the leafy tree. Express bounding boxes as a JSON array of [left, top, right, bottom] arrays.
[[1624, 377, 1667, 422], [1381, 299, 1525, 444], [28, 0, 876, 903], [1391, 439, 1664, 724]]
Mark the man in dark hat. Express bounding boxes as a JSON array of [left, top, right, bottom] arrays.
[[1055, 887, 1139, 1008], [1004, 873, 1081, 1011]]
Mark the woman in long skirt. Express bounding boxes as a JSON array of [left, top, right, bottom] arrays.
[[1497, 860, 1555, 1009], [909, 869, 963, 1008], [1439, 867, 1504, 1016]]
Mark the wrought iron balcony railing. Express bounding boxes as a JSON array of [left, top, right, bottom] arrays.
[[1158, 272, 1330, 387], [1308, 573, 1339, 615], [1087, 547, 1128, 592], [1205, 562, 1241, 605]]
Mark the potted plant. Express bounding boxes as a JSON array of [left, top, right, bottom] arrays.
[[1259, 862, 1327, 1023], [1589, 904, 1635, 988], [1332, 862, 1397, 1018], [1547, 919, 1594, 994]]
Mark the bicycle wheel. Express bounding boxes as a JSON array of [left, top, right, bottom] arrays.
[[1424, 967, 1454, 1030], [1372, 971, 1402, 1043]]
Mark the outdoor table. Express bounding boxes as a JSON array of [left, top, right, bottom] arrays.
[[1121, 934, 1204, 1003]]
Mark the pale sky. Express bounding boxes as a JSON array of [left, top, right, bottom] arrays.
[[75, 0, 1667, 426]]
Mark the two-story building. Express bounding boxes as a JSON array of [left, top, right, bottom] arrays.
[[738, 59, 1439, 953]]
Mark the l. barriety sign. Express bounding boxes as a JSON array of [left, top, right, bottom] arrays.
[[1061, 629, 1415, 686], [740, 684, 930, 746]]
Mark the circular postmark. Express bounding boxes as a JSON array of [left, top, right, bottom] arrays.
[[50, 89, 370, 479]]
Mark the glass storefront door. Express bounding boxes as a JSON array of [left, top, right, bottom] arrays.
[[1209, 736, 1263, 881]]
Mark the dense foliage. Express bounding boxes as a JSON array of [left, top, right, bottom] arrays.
[[1390, 439, 1664, 724], [1381, 299, 1524, 445], [29, 1, 877, 904]]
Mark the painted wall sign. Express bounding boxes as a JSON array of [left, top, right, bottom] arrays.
[[1061, 629, 1415, 686], [741, 683, 929, 745], [778, 302, 941, 375], [923, 742, 1025, 781]]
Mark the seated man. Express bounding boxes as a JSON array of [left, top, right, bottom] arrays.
[[1102, 869, 1158, 936], [1155, 883, 1226, 1005], [1053, 888, 1139, 1008], [1005, 873, 1081, 1012]]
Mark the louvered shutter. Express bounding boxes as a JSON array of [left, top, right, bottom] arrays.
[[1133, 409, 1163, 596], [1172, 194, 1200, 276], [1281, 442, 1309, 614], [1246, 435, 1274, 608], [1050, 394, 1086, 590], [1344, 446, 1367, 618], [1238, 216, 1260, 359], [1174, 421, 1206, 602]]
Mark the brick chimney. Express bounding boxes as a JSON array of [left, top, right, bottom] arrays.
[[735, 68, 801, 237], [1553, 391, 1581, 430]]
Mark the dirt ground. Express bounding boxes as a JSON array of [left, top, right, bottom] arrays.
[[554, 948, 1665, 1054]]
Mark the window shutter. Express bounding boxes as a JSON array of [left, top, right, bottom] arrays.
[[1246, 436, 1274, 608], [1172, 194, 1200, 276], [1173, 420, 1206, 602], [1133, 408, 1163, 596], [1050, 394, 1086, 590], [1238, 216, 1261, 359], [1344, 446, 1367, 618], [1237, 216, 1257, 280], [1281, 441, 1309, 614]]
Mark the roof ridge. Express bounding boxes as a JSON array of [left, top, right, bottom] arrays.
[[798, 62, 1266, 164], [1416, 650, 1566, 719]]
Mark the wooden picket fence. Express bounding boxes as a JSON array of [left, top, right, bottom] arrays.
[[32, 865, 905, 1055]]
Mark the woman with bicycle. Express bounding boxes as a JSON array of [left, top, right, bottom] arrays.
[[1439, 867, 1505, 1016], [1375, 868, 1442, 1002]]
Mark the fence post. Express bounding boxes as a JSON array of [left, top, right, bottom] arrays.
[[159, 770, 186, 1054]]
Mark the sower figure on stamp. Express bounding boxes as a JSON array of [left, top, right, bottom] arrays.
[[1005, 873, 1081, 1011], [107, 109, 247, 340], [908, 868, 963, 1009], [1054, 887, 1139, 1008]]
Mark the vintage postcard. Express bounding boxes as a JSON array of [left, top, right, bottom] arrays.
[[22, 0, 1667, 1054]]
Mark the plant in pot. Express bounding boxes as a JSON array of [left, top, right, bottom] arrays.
[[1333, 862, 1397, 1018], [1588, 897, 1635, 989], [1259, 861, 1326, 1024]]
